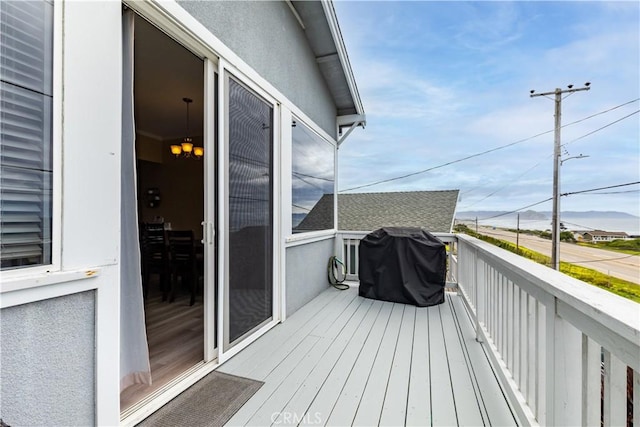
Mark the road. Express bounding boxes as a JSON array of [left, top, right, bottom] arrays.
[[476, 226, 640, 284]]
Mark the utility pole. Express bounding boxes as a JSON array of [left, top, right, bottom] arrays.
[[530, 83, 591, 270], [475, 217, 478, 234]]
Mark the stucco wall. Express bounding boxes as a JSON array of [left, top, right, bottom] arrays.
[[177, 0, 337, 138], [286, 238, 334, 315], [0, 291, 96, 426]]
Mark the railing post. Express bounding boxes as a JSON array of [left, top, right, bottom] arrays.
[[582, 335, 600, 426], [541, 298, 584, 426], [448, 238, 457, 284], [543, 297, 556, 426], [555, 316, 582, 424], [474, 247, 483, 343], [603, 349, 628, 426]]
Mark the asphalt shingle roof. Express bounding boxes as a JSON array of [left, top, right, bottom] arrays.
[[297, 190, 459, 233]]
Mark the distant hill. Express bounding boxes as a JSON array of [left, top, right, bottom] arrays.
[[456, 210, 638, 220]]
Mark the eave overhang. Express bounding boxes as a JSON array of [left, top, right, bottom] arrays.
[[291, 0, 366, 129]]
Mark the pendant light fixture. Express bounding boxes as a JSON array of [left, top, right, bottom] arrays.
[[170, 97, 203, 159]]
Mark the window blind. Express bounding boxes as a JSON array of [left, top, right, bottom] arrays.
[[0, 0, 53, 270]]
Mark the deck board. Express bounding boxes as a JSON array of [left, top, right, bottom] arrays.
[[351, 303, 405, 426], [219, 289, 351, 377], [449, 295, 518, 426], [242, 335, 335, 427], [324, 302, 393, 426], [379, 305, 415, 426], [300, 300, 382, 426], [243, 291, 359, 380], [406, 307, 431, 426], [230, 294, 370, 426], [267, 298, 374, 426], [428, 305, 458, 426], [220, 286, 517, 427], [440, 295, 485, 425]]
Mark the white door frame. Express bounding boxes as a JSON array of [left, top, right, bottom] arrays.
[[203, 58, 218, 362]]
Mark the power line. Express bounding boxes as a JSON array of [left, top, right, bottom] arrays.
[[559, 220, 597, 231], [458, 160, 545, 210], [292, 203, 311, 212], [561, 181, 640, 196], [340, 99, 639, 193], [458, 99, 639, 201], [339, 132, 553, 192], [293, 173, 330, 191], [563, 109, 640, 147], [476, 182, 640, 221], [293, 170, 333, 182], [461, 113, 639, 207], [580, 189, 640, 195], [564, 98, 638, 126], [479, 197, 553, 220]]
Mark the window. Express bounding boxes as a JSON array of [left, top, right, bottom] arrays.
[[0, 0, 54, 270], [291, 120, 335, 233]]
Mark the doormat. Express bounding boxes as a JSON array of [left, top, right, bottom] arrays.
[[137, 372, 263, 427]]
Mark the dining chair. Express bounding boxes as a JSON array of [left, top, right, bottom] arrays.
[[167, 230, 198, 306], [140, 222, 169, 300]]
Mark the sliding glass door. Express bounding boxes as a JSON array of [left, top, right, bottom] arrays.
[[225, 76, 274, 349]]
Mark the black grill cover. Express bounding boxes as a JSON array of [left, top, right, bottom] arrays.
[[358, 227, 446, 307]]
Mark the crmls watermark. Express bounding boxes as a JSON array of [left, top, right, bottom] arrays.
[[271, 411, 323, 425]]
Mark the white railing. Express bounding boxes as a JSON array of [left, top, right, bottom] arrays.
[[336, 231, 640, 426]]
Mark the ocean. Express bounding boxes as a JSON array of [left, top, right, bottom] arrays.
[[473, 217, 640, 235]]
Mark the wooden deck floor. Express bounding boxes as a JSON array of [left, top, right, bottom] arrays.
[[219, 286, 518, 426]]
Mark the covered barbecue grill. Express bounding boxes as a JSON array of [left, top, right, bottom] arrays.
[[358, 227, 446, 307]]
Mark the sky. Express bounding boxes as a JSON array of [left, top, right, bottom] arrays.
[[333, 1, 640, 217]]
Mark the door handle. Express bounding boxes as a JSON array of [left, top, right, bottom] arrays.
[[208, 222, 215, 245]]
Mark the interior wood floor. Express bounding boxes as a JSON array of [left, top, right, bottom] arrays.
[[120, 282, 204, 412]]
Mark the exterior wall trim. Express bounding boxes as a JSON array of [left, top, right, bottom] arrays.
[[0, 269, 101, 308], [286, 230, 336, 247]]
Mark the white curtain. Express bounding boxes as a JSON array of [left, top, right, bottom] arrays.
[[120, 10, 152, 391]]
